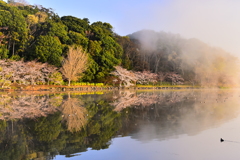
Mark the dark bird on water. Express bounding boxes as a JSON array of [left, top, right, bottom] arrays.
[[220, 138, 224, 142]]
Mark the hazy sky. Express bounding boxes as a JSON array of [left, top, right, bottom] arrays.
[[4, 0, 240, 56]]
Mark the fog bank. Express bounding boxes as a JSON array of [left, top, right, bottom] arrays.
[[118, 0, 240, 57]]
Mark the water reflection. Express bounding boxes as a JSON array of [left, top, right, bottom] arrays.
[[119, 90, 240, 141], [0, 90, 239, 160], [61, 93, 87, 132], [0, 93, 60, 120]]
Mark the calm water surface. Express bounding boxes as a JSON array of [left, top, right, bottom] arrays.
[[1, 89, 240, 160]]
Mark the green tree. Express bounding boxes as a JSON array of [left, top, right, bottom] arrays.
[[82, 23, 123, 81], [0, 46, 8, 59], [68, 31, 88, 48], [116, 35, 144, 70], [61, 16, 89, 34], [33, 35, 62, 66], [0, 2, 28, 56], [46, 21, 69, 44]]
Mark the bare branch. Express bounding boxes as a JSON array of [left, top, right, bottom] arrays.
[[61, 46, 88, 86]]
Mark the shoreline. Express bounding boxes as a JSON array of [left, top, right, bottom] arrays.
[[0, 84, 203, 92]]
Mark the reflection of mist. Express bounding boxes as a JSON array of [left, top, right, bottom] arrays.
[[0, 90, 240, 159], [117, 90, 240, 142]]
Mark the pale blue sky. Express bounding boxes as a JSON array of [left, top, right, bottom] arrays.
[[20, 0, 168, 36], [3, 0, 240, 56]]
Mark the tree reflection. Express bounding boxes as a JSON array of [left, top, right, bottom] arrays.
[[0, 90, 239, 159], [0, 93, 62, 120], [117, 90, 240, 140], [0, 120, 27, 160], [0, 92, 123, 159], [85, 99, 121, 150], [111, 90, 191, 111], [27, 112, 62, 142], [60, 93, 87, 132]]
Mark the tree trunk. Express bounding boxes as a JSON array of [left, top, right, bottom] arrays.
[[155, 54, 161, 73], [68, 79, 71, 86], [12, 41, 15, 56]]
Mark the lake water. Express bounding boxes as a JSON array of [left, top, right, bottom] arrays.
[[0, 89, 240, 160]]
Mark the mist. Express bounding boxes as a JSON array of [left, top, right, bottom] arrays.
[[128, 30, 240, 87], [118, 0, 240, 57]]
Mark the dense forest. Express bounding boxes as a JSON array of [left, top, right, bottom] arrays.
[[0, 0, 239, 87]]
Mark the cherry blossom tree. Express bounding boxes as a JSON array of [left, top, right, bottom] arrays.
[[157, 72, 166, 85], [0, 59, 61, 86], [111, 66, 158, 87], [165, 72, 184, 85]]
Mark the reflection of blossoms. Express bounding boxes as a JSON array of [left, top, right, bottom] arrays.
[[0, 92, 88, 132], [0, 94, 60, 120], [112, 91, 189, 111]]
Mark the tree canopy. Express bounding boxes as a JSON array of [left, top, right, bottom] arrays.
[[0, 1, 124, 82], [0, 1, 239, 86]]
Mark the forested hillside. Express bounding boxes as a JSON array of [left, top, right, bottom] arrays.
[[124, 30, 240, 87], [0, 0, 239, 87], [0, 0, 122, 83]]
